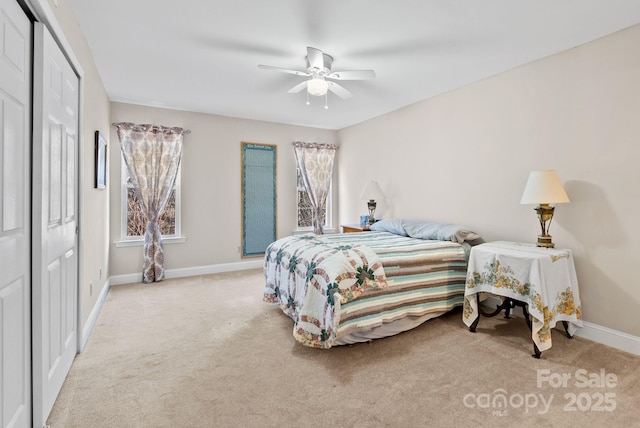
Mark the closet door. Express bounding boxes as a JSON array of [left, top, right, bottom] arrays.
[[0, 0, 31, 427], [32, 22, 79, 427]]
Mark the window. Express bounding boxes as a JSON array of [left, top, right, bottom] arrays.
[[119, 156, 183, 245], [296, 167, 331, 230], [296, 168, 313, 228]]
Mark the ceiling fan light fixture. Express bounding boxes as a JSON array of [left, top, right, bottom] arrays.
[[307, 77, 328, 96]]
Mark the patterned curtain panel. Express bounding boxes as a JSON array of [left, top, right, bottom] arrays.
[[115, 122, 184, 283], [293, 141, 337, 234]]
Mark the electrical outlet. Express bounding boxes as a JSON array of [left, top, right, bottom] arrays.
[[89, 281, 94, 296], [237, 246, 241, 253]]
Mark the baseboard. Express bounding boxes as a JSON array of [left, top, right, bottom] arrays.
[[79, 277, 110, 353], [479, 296, 640, 356], [573, 321, 640, 356], [109, 259, 264, 286]]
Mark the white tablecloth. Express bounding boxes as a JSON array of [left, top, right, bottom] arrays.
[[463, 241, 583, 351]]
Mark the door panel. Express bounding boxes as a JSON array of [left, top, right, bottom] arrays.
[[48, 122, 62, 224], [0, 0, 31, 427], [32, 22, 79, 427]]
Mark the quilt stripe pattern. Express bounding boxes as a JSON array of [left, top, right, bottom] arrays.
[[330, 232, 468, 340]]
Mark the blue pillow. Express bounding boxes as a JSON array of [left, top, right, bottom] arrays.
[[404, 221, 480, 243], [369, 218, 408, 236]]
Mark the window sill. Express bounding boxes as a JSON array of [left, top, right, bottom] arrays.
[[292, 228, 337, 235], [114, 236, 187, 248]]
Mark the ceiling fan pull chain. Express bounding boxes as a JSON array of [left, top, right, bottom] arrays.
[[324, 92, 329, 109]]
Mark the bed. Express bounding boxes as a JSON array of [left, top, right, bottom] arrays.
[[263, 219, 480, 348]]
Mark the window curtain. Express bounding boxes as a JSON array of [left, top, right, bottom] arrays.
[[115, 122, 184, 283], [293, 141, 337, 234]]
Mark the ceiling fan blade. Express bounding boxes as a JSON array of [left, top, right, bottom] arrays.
[[287, 81, 308, 94], [328, 82, 352, 99], [307, 46, 324, 70], [258, 64, 310, 77], [327, 70, 376, 80]]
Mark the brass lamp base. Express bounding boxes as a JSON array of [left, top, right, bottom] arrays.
[[534, 203, 556, 248], [537, 235, 554, 248]]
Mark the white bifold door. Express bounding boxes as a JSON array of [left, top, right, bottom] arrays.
[[32, 22, 80, 428], [0, 0, 32, 427], [0, 5, 79, 428]]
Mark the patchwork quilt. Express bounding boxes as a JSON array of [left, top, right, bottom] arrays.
[[263, 234, 388, 348]]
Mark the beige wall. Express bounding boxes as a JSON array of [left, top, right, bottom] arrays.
[[46, 0, 111, 332], [337, 25, 640, 338], [109, 103, 338, 276]]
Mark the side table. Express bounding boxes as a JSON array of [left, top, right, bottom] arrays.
[[341, 224, 370, 233], [462, 241, 583, 358]]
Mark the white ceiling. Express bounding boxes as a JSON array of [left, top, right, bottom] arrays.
[[70, 0, 640, 130]]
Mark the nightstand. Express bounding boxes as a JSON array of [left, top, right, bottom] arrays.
[[462, 241, 583, 358], [341, 224, 371, 233]]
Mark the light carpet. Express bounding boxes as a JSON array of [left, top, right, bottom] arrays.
[[47, 269, 640, 427]]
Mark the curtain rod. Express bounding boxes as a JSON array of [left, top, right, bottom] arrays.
[[111, 122, 191, 134]]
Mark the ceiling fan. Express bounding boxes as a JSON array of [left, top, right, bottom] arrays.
[[258, 46, 375, 104]]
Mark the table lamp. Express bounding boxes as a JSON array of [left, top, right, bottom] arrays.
[[360, 180, 385, 225], [520, 170, 570, 248]]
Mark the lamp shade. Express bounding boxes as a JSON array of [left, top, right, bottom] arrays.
[[520, 170, 570, 204], [360, 180, 385, 200], [307, 77, 328, 96]]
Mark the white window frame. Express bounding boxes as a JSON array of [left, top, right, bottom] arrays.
[[115, 155, 185, 247]]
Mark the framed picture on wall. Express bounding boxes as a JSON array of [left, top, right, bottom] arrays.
[[95, 130, 107, 189]]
